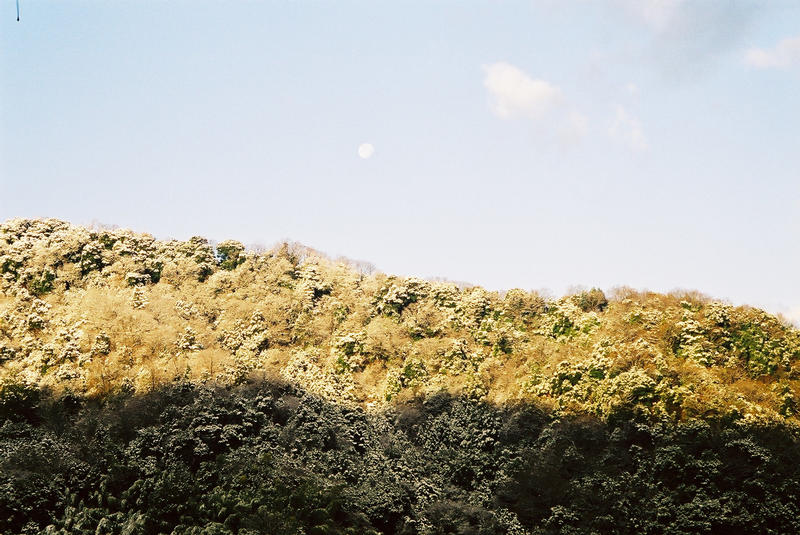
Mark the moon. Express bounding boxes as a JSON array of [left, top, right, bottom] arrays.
[[358, 143, 374, 159]]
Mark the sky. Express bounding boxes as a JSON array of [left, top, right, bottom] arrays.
[[1, 1, 799, 323]]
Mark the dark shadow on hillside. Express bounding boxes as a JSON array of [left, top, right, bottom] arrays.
[[3, 377, 800, 535]]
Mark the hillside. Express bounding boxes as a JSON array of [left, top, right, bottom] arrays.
[[2, 218, 800, 534]]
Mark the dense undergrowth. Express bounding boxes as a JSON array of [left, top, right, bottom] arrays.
[[1, 218, 800, 534]]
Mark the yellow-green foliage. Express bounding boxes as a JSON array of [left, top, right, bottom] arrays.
[[1, 218, 799, 424]]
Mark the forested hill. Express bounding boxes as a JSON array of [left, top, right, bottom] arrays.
[[2, 218, 799, 417], [2, 218, 800, 535]]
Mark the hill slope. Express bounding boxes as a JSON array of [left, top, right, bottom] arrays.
[[1, 218, 798, 420], [1, 218, 800, 534]]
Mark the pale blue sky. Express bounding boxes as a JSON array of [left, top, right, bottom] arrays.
[[1, 1, 799, 321]]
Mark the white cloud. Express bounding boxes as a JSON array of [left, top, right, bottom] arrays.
[[625, 82, 640, 96], [483, 61, 589, 145], [609, 105, 647, 151], [744, 35, 800, 69], [483, 62, 563, 120]]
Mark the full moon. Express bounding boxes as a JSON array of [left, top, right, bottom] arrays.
[[358, 143, 374, 159]]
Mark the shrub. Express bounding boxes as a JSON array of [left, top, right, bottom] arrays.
[[216, 240, 246, 271], [573, 288, 608, 313]]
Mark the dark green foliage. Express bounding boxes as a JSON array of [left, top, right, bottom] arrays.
[[0, 256, 22, 279], [28, 269, 56, 296], [78, 242, 105, 275], [1, 382, 799, 535], [573, 288, 608, 313], [374, 278, 428, 317], [731, 323, 785, 376], [413, 501, 502, 535], [0, 381, 41, 422], [216, 241, 246, 271]]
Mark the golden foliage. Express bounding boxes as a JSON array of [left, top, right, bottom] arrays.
[[1, 218, 799, 424]]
